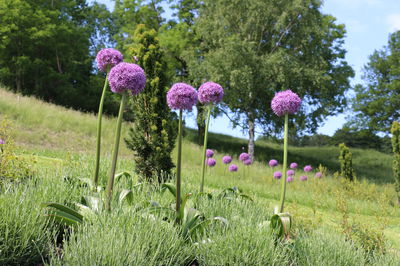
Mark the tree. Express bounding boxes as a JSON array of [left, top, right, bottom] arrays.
[[192, 0, 354, 159], [125, 25, 177, 182], [331, 125, 383, 150], [352, 31, 400, 132]]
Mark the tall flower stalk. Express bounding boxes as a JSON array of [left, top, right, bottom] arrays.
[[93, 48, 123, 189], [198, 82, 224, 192], [166, 83, 198, 222], [105, 62, 146, 211], [279, 114, 289, 212]]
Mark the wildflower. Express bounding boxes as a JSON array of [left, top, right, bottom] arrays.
[[0, 139, 5, 145], [108, 62, 146, 94], [274, 171, 282, 179], [304, 165, 313, 172], [166, 83, 198, 111], [286, 176, 294, 183], [243, 159, 252, 166], [96, 48, 123, 72], [207, 158, 216, 167], [271, 90, 302, 117], [290, 162, 298, 169], [229, 164, 238, 172], [269, 159, 278, 167], [198, 81, 224, 104], [206, 149, 214, 158], [222, 156, 232, 164], [315, 172, 323, 178], [239, 152, 250, 162], [300, 175, 308, 181], [287, 169, 295, 176]]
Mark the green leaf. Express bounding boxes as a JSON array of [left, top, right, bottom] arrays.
[[42, 202, 83, 225], [119, 189, 134, 205], [80, 196, 102, 212], [161, 183, 177, 198], [115, 171, 133, 188]]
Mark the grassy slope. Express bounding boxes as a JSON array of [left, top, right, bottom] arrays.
[[1, 88, 399, 253]]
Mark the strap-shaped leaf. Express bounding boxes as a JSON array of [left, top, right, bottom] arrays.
[[81, 196, 102, 212], [115, 171, 133, 188], [119, 189, 133, 205], [161, 183, 176, 198], [42, 202, 83, 225]]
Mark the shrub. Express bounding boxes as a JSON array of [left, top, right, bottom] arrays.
[[339, 143, 356, 181]]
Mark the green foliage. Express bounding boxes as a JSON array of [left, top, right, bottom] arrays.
[[332, 125, 384, 150], [391, 121, 400, 204], [339, 143, 356, 181], [125, 25, 177, 182], [352, 31, 400, 132]]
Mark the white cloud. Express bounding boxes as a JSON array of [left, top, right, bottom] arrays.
[[387, 13, 400, 32]]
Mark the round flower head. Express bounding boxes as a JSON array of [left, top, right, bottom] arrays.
[[286, 176, 294, 183], [0, 139, 5, 145], [269, 159, 278, 167], [239, 152, 250, 162], [229, 164, 238, 172], [274, 171, 282, 179], [290, 162, 298, 169], [222, 156, 232, 164], [271, 90, 302, 117], [304, 165, 313, 172], [315, 172, 323, 178], [108, 62, 146, 94], [287, 170, 295, 176], [207, 158, 216, 167], [198, 81, 224, 104], [96, 48, 123, 72], [300, 175, 308, 181], [243, 159, 252, 166], [206, 149, 214, 158], [167, 83, 198, 111]]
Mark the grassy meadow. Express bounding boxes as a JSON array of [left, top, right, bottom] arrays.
[[1, 88, 399, 265]]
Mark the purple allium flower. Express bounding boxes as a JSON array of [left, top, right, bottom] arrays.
[[315, 172, 323, 178], [222, 156, 232, 164], [96, 48, 123, 72], [290, 162, 298, 169], [304, 165, 313, 172], [269, 159, 278, 167], [0, 139, 5, 145], [198, 81, 224, 104], [108, 62, 146, 94], [271, 90, 302, 117], [300, 175, 308, 181], [229, 164, 238, 172], [243, 159, 252, 166], [206, 149, 214, 158], [239, 152, 250, 162], [207, 158, 216, 167], [166, 83, 198, 111], [286, 176, 294, 183], [287, 169, 295, 176], [274, 171, 282, 179]]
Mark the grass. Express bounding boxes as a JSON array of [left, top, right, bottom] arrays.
[[0, 87, 399, 265]]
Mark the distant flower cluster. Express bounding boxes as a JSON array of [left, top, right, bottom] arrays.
[[206, 149, 214, 158]]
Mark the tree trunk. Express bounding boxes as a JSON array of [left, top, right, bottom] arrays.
[[247, 112, 255, 160], [197, 103, 205, 145]]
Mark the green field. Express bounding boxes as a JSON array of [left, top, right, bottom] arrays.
[[1, 88, 399, 265]]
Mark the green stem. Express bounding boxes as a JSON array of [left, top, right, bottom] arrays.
[[93, 73, 109, 189], [200, 106, 212, 192], [176, 109, 183, 223], [106, 92, 127, 212], [279, 114, 289, 213]]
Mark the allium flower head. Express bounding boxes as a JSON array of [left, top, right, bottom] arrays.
[[198, 81, 224, 104], [243, 159, 252, 166], [304, 165, 313, 172], [206, 149, 214, 158], [108, 62, 146, 94], [222, 156, 232, 164], [207, 158, 216, 167], [96, 48, 123, 72], [269, 159, 278, 167], [239, 152, 250, 162], [315, 172, 323, 178], [300, 175, 308, 181], [290, 162, 298, 169], [271, 90, 302, 117], [287, 170, 295, 176], [167, 83, 198, 111], [229, 164, 238, 172], [274, 171, 282, 179], [0, 139, 5, 145], [286, 176, 294, 183]]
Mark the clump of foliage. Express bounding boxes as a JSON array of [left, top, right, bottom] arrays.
[[339, 143, 356, 181], [391, 121, 400, 205], [125, 25, 177, 182]]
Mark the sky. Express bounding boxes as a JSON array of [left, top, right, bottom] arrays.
[[94, 0, 400, 138]]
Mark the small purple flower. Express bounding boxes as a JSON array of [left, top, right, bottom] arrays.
[[304, 165, 313, 172], [271, 90, 302, 117], [222, 156, 232, 164], [108, 62, 146, 94], [207, 158, 216, 167], [96, 48, 123, 72], [166, 83, 198, 111], [0, 139, 5, 145], [315, 172, 323, 178], [206, 149, 214, 158], [198, 81, 224, 104], [229, 164, 238, 172], [274, 171, 282, 179], [287, 170, 295, 176], [269, 159, 278, 167], [290, 162, 298, 169], [286, 176, 294, 183], [239, 152, 250, 162], [243, 159, 252, 166], [300, 175, 308, 181]]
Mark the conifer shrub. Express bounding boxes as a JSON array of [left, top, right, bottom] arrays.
[[391, 121, 400, 205], [339, 143, 356, 181]]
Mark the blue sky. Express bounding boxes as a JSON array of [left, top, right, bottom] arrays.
[[95, 0, 400, 138]]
